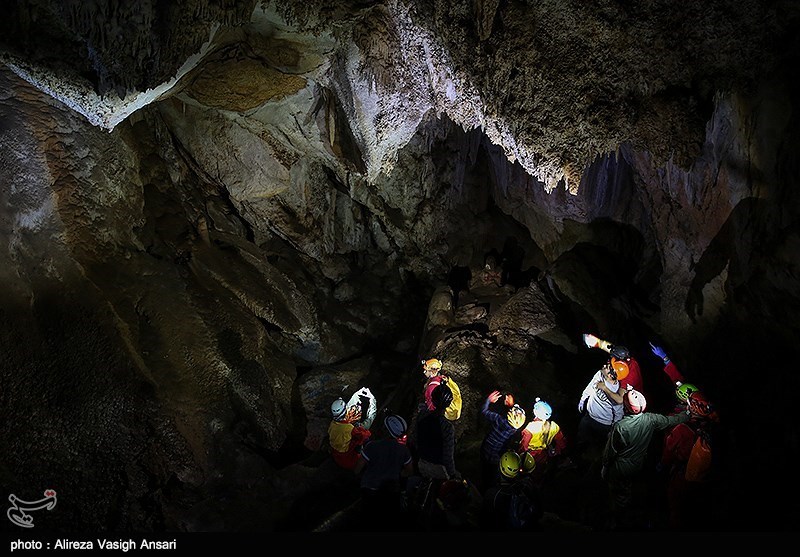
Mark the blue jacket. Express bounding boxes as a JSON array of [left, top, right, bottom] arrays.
[[481, 398, 519, 461]]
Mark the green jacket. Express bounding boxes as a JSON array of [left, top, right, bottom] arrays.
[[603, 411, 689, 478]]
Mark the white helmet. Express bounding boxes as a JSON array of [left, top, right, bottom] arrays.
[[331, 397, 347, 419], [532, 397, 552, 421]]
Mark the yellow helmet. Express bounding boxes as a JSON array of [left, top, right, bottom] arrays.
[[500, 451, 521, 478], [507, 404, 526, 429], [521, 452, 537, 474], [422, 358, 443, 373]]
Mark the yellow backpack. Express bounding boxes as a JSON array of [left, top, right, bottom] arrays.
[[444, 377, 462, 421]]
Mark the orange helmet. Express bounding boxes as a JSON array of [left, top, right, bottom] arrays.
[[611, 358, 630, 380]]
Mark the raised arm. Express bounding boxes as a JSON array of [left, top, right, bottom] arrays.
[[650, 342, 685, 384]]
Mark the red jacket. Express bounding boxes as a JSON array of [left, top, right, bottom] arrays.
[[619, 357, 644, 393], [329, 423, 371, 470], [661, 422, 697, 469], [662, 360, 685, 384]]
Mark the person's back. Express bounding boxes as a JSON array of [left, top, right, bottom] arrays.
[[356, 414, 413, 530], [421, 358, 444, 412], [602, 388, 690, 529], [480, 390, 525, 489], [605, 410, 687, 477], [328, 397, 371, 470], [482, 451, 542, 531], [359, 439, 412, 492], [661, 389, 718, 530], [417, 410, 455, 476], [416, 384, 458, 480], [421, 358, 462, 420], [519, 398, 569, 478]]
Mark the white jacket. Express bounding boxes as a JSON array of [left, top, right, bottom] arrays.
[[578, 369, 623, 426]]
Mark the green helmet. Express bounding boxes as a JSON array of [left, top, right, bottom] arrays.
[[676, 382, 699, 403], [499, 451, 521, 479], [521, 452, 537, 474]]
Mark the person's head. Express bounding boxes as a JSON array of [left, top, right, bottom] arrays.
[[422, 358, 443, 378], [610, 358, 629, 380], [601, 362, 619, 385], [521, 451, 537, 474], [384, 414, 408, 440], [431, 383, 453, 411], [500, 451, 522, 479], [331, 397, 347, 420], [623, 388, 647, 415], [532, 397, 552, 421], [676, 382, 699, 403], [687, 391, 713, 418], [610, 345, 630, 361], [609, 345, 631, 380], [507, 404, 526, 429]]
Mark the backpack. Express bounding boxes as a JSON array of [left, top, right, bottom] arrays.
[[444, 377, 462, 421], [488, 482, 540, 530], [426, 375, 463, 421], [507, 490, 534, 530], [685, 433, 712, 482]]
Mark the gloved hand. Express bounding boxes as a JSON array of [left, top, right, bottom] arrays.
[[578, 398, 587, 414], [649, 342, 670, 363]]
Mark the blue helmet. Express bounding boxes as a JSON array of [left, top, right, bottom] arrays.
[[532, 397, 552, 421]]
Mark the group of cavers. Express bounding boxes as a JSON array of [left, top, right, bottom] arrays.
[[325, 333, 719, 531]]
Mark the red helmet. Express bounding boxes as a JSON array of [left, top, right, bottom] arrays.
[[688, 392, 713, 417], [623, 388, 647, 415]]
